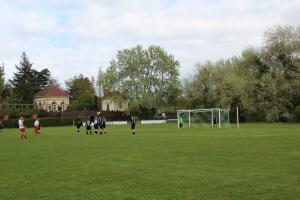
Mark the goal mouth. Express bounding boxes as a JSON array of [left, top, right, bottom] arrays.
[[177, 108, 234, 128]]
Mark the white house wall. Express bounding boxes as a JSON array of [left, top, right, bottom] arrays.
[[34, 97, 70, 112]]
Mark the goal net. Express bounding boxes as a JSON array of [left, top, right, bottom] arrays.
[[177, 108, 231, 128]]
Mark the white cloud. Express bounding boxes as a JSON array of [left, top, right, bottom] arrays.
[[0, 0, 299, 86]]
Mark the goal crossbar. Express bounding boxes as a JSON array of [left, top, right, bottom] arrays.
[[177, 108, 229, 128]]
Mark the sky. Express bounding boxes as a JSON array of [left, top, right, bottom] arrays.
[[1, 0, 300, 86]]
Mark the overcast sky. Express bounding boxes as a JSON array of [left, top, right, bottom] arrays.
[[1, 0, 299, 86]]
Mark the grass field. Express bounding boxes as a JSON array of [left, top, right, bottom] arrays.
[[0, 123, 299, 200]]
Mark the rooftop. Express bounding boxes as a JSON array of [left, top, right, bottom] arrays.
[[34, 86, 70, 98]]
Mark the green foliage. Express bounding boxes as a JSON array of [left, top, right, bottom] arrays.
[[2, 117, 79, 128], [66, 74, 95, 99], [48, 77, 60, 87], [9, 52, 51, 103], [0, 109, 53, 119], [68, 91, 97, 111], [1, 83, 15, 104], [184, 25, 300, 122], [293, 105, 300, 122], [98, 45, 181, 115], [0, 63, 4, 102], [66, 74, 97, 111]]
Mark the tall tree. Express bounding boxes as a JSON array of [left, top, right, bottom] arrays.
[[1, 83, 15, 103], [10, 52, 51, 103], [0, 63, 4, 102], [65, 74, 95, 99], [65, 74, 97, 110], [99, 45, 181, 115], [184, 25, 300, 122], [48, 77, 60, 87], [261, 25, 300, 121]]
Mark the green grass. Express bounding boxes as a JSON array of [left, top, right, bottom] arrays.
[[0, 123, 299, 200]]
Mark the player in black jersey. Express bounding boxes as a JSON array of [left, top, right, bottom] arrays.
[[130, 116, 136, 135], [76, 120, 82, 134], [94, 117, 99, 134], [99, 115, 107, 135], [85, 119, 92, 135]]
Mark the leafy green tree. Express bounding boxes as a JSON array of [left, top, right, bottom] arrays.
[[1, 83, 15, 104], [67, 91, 97, 111], [48, 77, 60, 87], [10, 52, 51, 103], [261, 25, 300, 121], [65, 74, 95, 99], [97, 67, 117, 93], [0, 63, 4, 102], [99, 45, 181, 115], [66, 74, 97, 110], [184, 25, 300, 122]]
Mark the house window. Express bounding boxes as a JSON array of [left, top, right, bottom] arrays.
[[61, 102, 65, 112], [52, 102, 56, 112], [107, 104, 110, 111]]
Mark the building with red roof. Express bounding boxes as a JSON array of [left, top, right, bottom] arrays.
[[33, 86, 70, 112], [101, 91, 128, 111]]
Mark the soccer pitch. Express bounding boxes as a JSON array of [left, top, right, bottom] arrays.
[[0, 124, 299, 200]]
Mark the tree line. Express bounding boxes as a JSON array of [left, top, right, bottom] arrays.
[[0, 25, 299, 121], [183, 26, 300, 122]]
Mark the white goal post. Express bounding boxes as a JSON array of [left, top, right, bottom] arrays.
[[177, 108, 237, 128]]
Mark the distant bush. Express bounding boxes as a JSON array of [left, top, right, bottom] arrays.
[[2, 117, 80, 128], [0, 109, 54, 119], [293, 105, 300, 122]]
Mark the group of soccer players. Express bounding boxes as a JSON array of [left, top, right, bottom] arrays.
[[76, 113, 137, 135], [1, 112, 137, 141], [76, 114, 107, 135]]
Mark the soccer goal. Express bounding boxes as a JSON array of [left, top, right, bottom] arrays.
[[177, 108, 234, 128]]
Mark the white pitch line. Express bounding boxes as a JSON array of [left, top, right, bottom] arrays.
[[180, 133, 300, 138]]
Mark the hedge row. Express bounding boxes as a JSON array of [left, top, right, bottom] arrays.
[[2, 117, 80, 128]]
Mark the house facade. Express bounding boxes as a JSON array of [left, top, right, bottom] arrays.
[[33, 86, 70, 112], [101, 91, 128, 112]]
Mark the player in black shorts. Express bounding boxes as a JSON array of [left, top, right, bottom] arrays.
[[213, 115, 218, 127], [76, 120, 83, 134], [85, 119, 92, 135], [94, 117, 99, 134], [99, 115, 107, 135], [0, 121, 4, 134], [130, 116, 136, 135]]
